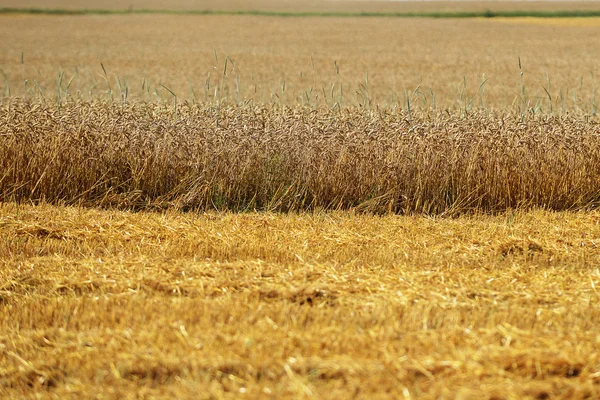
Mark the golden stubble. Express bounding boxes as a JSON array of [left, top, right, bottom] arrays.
[[1, 203, 600, 398]]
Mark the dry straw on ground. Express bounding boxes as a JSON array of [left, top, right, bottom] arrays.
[[1, 203, 600, 398], [2, 101, 600, 215]]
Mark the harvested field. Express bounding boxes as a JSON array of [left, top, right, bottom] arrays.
[[1, 13, 600, 110], [1, 203, 600, 398]]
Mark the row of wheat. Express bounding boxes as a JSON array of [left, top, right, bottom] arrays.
[[1, 100, 599, 214]]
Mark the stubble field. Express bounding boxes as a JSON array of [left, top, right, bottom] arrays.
[[2, 204, 600, 399], [2, 4, 600, 399]]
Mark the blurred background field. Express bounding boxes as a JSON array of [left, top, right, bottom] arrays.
[[3, 0, 600, 12], [1, 7, 600, 111]]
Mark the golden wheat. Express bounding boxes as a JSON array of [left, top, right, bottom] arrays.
[[1, 101, 600, 214]]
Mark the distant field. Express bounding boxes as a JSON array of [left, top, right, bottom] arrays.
[[2, 203, 600, 398], [2, 0, 600, 13], [488, 16, 600, 26], [2, 14, 600, 110]]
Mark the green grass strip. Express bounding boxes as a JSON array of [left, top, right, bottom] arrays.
[[1, 7, 600, 18]]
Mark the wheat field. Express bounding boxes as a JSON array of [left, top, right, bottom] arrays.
[[2, 13, 600, 110], [2, 3, 600, 399], [2, 102, 600, 215]]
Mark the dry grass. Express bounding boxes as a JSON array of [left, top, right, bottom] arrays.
[[1, 203, 600, 398], [2, 101, 600, 215], [2, 14, 600, 110]]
